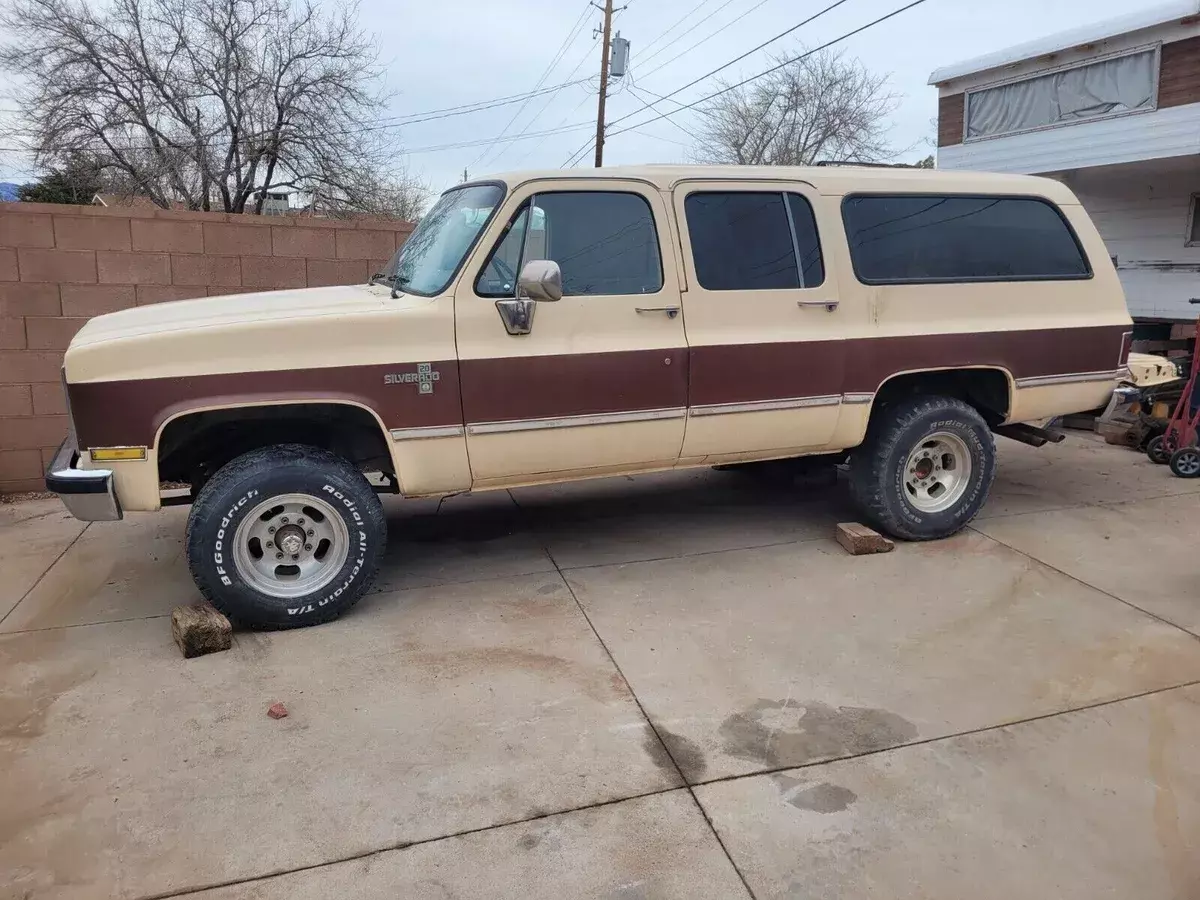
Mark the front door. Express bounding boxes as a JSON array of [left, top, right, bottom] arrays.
[[454, 180, 688, 486], [672, 180, 846, 462]]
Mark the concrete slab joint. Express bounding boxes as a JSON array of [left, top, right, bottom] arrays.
[[0, 436, 1199, 897]]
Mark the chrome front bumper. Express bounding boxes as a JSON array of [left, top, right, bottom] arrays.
[[45, 439, 123, 522]]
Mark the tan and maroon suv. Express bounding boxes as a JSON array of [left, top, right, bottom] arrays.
[[47, 164, 1132, 627]]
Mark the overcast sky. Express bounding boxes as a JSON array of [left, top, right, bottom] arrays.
[[0, 0, 1145, 192], [385, 0, 1149, 191]]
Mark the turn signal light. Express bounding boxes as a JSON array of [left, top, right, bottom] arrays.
[[90, 447, 147, 462]]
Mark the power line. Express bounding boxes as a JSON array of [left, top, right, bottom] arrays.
[[506, 65, 598, 167], [0, 119, 597, 158], [606, 0, 857, 133], [0, 82, 592, 140], [636, 0, 781, 83], [365, 80, 593, 129], [570, 0, 857, 165], [637, 0, 725, 58], [486, 23, 600, 168], [635, 0, 742, 70], [625, 81, 702, 142], [608, 0, 930, 140], [561, 134, 596, 167], [469, 1, 594, 171]]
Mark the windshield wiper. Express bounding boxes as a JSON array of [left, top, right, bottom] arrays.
[[368, 271, 392, 286]]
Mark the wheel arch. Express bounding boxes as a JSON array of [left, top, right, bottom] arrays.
[[155, 399, 398, 488], [868, 366, 1015, 428]]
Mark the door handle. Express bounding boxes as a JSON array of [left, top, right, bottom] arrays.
[[797, 299, 839, 312], [636, 306, 680, 319]]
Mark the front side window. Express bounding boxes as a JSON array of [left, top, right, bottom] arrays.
[[841, 194, 1091, 284], [383, 183, 504, 296], [684, 191, 825, 291], [476, 191, 662, 297]]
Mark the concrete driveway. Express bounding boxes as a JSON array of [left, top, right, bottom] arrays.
[[2, 435, 1199, 900]]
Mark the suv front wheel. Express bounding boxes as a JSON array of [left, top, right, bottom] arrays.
[[850, 396, 996, 541], [185, 444, 386, 628]]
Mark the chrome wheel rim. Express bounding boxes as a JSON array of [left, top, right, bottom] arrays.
[[903, 431, 973, 514], [233, 493, 349, 599]]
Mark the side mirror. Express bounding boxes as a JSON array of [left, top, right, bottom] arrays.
[[517, 259, 562, 302]]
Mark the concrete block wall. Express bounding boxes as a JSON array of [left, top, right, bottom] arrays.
[[0, 203, 413, 493]]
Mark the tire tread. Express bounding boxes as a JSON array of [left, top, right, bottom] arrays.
[[185, 443, 386, 628], [849, 395, 995, 541]]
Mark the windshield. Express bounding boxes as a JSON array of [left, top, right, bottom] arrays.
[[379, 183, 505, 296]]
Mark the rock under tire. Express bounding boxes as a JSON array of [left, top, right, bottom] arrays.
[[185, 444, 386, 628], [849, 395, 996, 541]]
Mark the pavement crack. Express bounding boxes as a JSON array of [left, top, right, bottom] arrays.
[[968, 525, 1200, 642], [0, 521, 89, 630], [506, 489, 758, 900], [687, 677, 1200, 791]]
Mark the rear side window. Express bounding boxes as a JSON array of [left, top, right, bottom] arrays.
[[476, 191, 662, 297], [684, 191, 825, 290], [841, 194, 1091, 284]]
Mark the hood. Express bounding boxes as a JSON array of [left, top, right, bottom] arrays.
[[64, 283, 447, 384], [72, 284, 388, 347]]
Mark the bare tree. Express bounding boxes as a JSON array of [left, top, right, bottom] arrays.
[[0, 0, 423, 216], [694, 48, 900, 166], [308, 166, 429, 220]]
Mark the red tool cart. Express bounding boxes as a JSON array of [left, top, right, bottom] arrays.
[[1160, 303, 1200, 478]]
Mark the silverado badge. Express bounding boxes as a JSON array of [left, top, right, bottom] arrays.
[[384, 363, 440, 394]]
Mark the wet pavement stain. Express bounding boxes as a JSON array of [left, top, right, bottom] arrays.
[[639, 723, 704, 783], [720, 699, 918, 769], [772, 774, 857, 813], [517, 833, 541, 850], [656, 725, 708, 782]]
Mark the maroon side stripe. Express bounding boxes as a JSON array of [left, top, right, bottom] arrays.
[[68, 324, 1127, 449]]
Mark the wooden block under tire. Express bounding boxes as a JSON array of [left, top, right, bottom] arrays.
[[171, 602, 232, 658], [835, 522, 895, 555]]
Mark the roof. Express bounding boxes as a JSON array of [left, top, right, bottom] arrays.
[[928, 0, 1200, 85], [470, 164, 1081, 205]]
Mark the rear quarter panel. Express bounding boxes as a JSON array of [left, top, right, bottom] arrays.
[[828, 188, 1130, 439]]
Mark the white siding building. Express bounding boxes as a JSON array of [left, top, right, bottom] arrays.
[[931, 2, 1200, 322]]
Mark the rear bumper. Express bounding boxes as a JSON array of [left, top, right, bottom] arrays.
[[45, 439, 123, 522]]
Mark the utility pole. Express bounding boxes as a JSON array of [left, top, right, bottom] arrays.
[[593, 0, 614, 168]]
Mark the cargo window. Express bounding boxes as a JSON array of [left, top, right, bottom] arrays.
[[476, 191, 662, 297], [684, 191, 825, 290], [841, 194, 1091, 284]]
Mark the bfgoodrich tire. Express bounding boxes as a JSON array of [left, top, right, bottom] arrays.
[[849, 396, 996, 541], [185, 444, 386, 628]]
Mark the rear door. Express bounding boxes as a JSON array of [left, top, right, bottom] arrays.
[[672, 181, 846, 461], [454, 180, 688, 485]]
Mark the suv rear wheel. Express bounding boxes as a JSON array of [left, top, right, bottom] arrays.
[[850, 396, 996, 541], [185, 444, 386, 628]]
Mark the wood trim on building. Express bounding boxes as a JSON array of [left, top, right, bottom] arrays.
[[1159, 35, 1200, 108], [938, 93, 965, 147]]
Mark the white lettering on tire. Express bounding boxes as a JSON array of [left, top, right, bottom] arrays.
[[286, 491, 370, 617], [213, 490, 258, 586]]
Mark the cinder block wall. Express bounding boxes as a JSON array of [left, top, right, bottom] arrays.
[[0, 203, 413, 493]]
